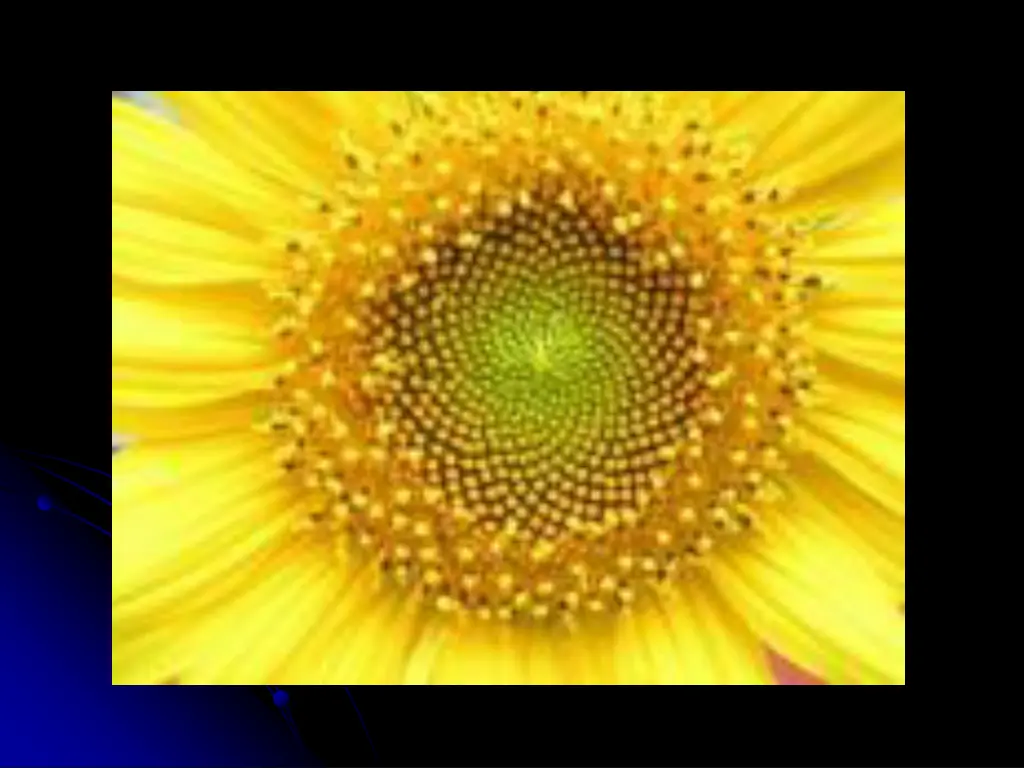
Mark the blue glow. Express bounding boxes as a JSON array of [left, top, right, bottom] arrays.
[[36, 495, 52, 511]]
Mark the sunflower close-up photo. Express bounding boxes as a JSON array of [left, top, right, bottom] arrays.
[[112, 90, 905, 685]]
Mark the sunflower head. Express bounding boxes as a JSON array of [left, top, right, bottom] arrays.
[[259, 92, 828, 625], [113, 91, 904, 684]]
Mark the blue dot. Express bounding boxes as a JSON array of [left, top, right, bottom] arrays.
[[36, 495, 52, 511], [273, 689, 289, 707]]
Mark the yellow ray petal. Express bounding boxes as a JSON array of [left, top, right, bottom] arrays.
[[411, 580, 770, 684], [816, 262, 904, 306], [410, 612, 623, 684], [814, 375, 905, 440], [796, 404, 905, 517], [786, 452, 905, 598], [114, 538, 337, 684], [113, 204, 283, 285], [424, 620, 532, 684], [805, 327, 905, 381], [113, 430, 296, 623], [708, 92, 904, 213], [401, 618, 457, 685], [710, 91, 820, 147], [805, 198, 905, 266], [112, 98, 303, 236], [114, 618, 198, 685], [712, 512, 905, 685], [277, 561, 433, 684], [784, 142, 904, 214], [161, 91, 413, 194], [184, 541, 339, 683], [325, 599, 431, 684], [113, 391, 267, 444], [804, 198, 905, 307], [623, 579, 774, 684], [814, 352, 905, 406], [798, 201, 905, 333], [526, 622, 618, 684], [319, 90, 416, 150], [113, 365, 278, 410], [160, 91, 335, 195], [112, 282, 277, 370], [812, 305, 905, 338], [751, 92, 904, 186], [813, 353, 905, 467]]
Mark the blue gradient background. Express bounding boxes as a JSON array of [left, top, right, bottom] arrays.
[[0, 447, 318, 765]]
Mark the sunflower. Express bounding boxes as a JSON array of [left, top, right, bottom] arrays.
[[112, 91, 905, 685]]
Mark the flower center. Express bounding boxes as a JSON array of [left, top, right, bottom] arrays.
[[259, 92, 822, 624]]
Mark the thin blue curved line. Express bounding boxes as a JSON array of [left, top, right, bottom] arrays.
[[27, 463, 111, 506], [279, 708, 301, 740], [13, 449, 111, 478], [42, 501, 111, 537], [266, 686, 317, 762], [0, 484, 111, 536], [345, 687, 378, 761]]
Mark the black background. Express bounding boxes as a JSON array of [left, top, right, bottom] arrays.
[[0, 87, 994, 767]]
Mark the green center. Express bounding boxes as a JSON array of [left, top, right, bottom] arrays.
[[462, 276, 634, 450], [368, 191, 693, 520]]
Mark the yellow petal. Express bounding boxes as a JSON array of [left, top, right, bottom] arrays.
[[814, 376, 905, 441], [113, 203, 283, 285], [275, 561, 431, 684], [812, 305, 905, 338], [807, 204, 905, 332], [410, 580, 769, 684], [709, 91, 904, 212], [114, 391, 266, 444], [797, 406, 905, 517], [425, 621, 534, 684], [806, 198, 905, 267], [112, 277, 279, 409], [749, 92, 904, 189], [161, 91, 412, 194], [712, 512, 905, 685], [806, 327, 905, 381], [185, 542, 339, 683], [401, 619, 456, 685], [806, 205, 905, 316], [784, 141, 904, 214], [112, 98, 302, 236], [112, 282, 277, 370], [817, 262, 904, 306], [114, 538, 337, 684], [814, 351, 905, 406], [786, 452, 905, 598], [160, 91, 334, 195], [804, 250, 905, 380], [710, 91, 820, 145], [113, 365, 278, 410], [523, 628, 584, 684], [114, 618, 197, 685], [319, 90, 416, 150], [113, 429, 295, 623], [409, 610, 627, 684], [621, 579, 774, 684]]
